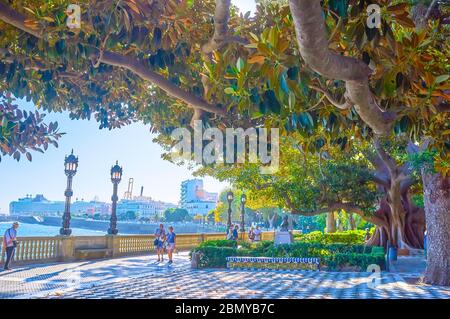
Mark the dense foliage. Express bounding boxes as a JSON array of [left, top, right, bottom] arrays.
[[191, 240, 385, 270], [0, 93, 62, 162], [163, 208, 192, 222], [294, 230, 373, 244]]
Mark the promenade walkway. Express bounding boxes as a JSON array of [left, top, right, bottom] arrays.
[[0, 252, 448, 299]]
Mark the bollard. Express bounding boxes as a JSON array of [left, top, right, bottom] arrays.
[[388, 246, 398, 261]]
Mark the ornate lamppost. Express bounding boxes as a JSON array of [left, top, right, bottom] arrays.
[[108, 161, 122, 235], [226, 191, 234, 229], [60, 150, 78, 236], [240, 193, 247, 239]]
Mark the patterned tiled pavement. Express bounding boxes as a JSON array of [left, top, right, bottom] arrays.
[[0, 252, 449, 299]]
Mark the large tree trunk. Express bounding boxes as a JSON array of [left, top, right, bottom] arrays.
[[326, 212, 336, 233], [422, 171, 450, 286], [366, 138, 425, 249], [367, 197, 425, 249]]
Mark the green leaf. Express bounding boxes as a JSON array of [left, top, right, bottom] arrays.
[[224, 87, 235, 95], [435, 75, 449, 84], [280, 73, 289, 94], [236, 58, 244, 72], [288, 92, 296, 109]]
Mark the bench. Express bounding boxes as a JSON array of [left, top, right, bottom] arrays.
[[75, 248, 112, 260], [226, 257, 320, 271]]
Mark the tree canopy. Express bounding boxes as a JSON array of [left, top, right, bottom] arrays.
[[164, 207, 191, 222], [0, 0, 448, 166]]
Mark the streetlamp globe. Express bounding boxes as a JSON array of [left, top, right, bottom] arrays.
[[240, 193, 247, 204], [227, 191, 234, 203], [110, 161, 123, 183], [64, 149, 78, 177]]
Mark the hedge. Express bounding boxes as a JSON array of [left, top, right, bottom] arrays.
[[294, 230, 369, 245], [190, 246, 255, 268], [198, 239, 237, 249], [324, 253, 385, 271], [191, 241, 385, 270]]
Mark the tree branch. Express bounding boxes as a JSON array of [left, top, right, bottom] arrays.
[[288, 0, 396, 136], [373, 137, 398, 176], [0, 3, 225, 116], [98, 51, 225, 115], [202, 0, 233, 54], [0, 2, 43, 38], [370, 172, 390, 188], [309, 85, 352, 110], [424, 0, 438, 22]]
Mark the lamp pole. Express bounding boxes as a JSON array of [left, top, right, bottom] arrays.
[[108, 161, 122, 235], [240, 194, 246, 239], [226, 191, 234, 229], [60, 150, 78, 236]]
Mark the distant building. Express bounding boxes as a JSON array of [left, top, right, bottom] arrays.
[[9, 194, 109, 216], [180, 179, 218, 216], [117, 196, 177, 219]]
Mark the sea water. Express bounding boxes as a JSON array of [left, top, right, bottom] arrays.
[[0, 222, 105, 237]]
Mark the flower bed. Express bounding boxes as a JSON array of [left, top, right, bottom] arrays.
[[190, 239, 385, 271]]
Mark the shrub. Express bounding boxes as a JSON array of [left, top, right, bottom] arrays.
[[370, 246, 385, 256], [325, 253, 385, 271], [294, 230, 367, 244], [191, 241, 384, 270], [191, 246, 238, 268], [198, 239, 237, 248]]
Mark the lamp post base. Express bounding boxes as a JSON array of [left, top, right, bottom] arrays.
[[107, 228, 118, 235], [59, 228, 72, 236]]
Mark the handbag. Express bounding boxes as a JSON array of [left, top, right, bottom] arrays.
[[153, 238, 159, 246]]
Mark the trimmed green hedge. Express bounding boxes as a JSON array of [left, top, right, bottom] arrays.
[[198, 239, 237, 248], [191, 241, 385, 270], [325, 252, 385, 271], [294, 230, 370, 245]]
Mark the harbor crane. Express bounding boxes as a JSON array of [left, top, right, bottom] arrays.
[[123, 178, 134, 200]]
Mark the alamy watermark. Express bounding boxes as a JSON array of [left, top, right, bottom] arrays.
[[367, 264, 382, 289], [66, 4, 81, 29], [170, 120, 279, 174], [367, 4, 381, 29]]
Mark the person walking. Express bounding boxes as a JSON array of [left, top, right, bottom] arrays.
[[248, 226, 255, 242], [232, 225, 239, 241], [154, 223, 166, 263], [253, 225, 262, 242], [226, 225, 234, 240], [166, 226, 176, 265], [3, 222, 19, 270]]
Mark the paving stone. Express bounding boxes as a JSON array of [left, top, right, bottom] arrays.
[[0, 252, 449, 299]]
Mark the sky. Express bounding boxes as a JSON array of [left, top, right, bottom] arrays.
[[0, 0, 258, 214]]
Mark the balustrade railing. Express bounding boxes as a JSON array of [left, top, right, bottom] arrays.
[[0, 236, 62, 263], [0, 231, 278, 265]]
